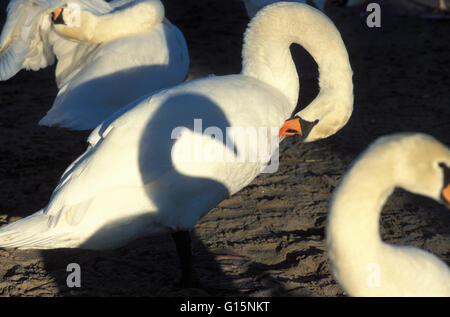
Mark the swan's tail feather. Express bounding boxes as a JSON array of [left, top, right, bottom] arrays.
[[0, 210, 61, 249]]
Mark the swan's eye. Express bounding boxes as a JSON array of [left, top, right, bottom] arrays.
[[438, 162, 450, 177], [439, 162, 450, 184]]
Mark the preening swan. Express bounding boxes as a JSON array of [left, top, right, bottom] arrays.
[[327, 133, 450, 296], [0, 3, 353, 286], [0, 0, 189, 130]]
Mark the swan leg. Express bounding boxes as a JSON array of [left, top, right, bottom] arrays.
[[171, 230, 199, 288]]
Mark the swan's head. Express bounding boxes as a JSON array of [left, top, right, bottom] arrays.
[[368, 133, 450, 206], [50, 4, 96, 42], [280, 89, 353, 142]]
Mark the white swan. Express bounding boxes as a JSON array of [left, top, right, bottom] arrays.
[[327, 133, 450, 296], [0, 3, 353, 286], [0, 0, 189, 130]]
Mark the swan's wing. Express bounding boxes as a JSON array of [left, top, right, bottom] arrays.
[[42, 81, 237, 221], [37, 92, 177, 229], [27, 75, 287, 233], [49, 32, 101, 88], [47, 92, 160, 202]]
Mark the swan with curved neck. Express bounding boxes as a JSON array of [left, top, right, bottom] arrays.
[[242, 2, 353, 141], [327, 133, 450, 296], [0, 3, 353, 286], [0, 0, 189, 130]]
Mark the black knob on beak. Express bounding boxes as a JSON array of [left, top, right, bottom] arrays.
[[52, 8, 65, 25]]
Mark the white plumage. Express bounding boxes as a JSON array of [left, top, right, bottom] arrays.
[[0, 0, 189, 130], [0, 3, 353, 252]]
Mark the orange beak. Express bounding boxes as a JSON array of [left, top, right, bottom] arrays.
[[442, 184, 450, 205], [279, 117, 303, 136], [52, 8, 63, 22]]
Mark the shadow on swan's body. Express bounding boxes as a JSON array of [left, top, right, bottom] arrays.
[[0, 3, 353, 286], [327, 133, 450, 296], [0, 0, 189, 130]]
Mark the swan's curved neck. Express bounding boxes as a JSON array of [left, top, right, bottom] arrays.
[[327, 135, 450, 295], [241, 3, 352, 112], [326, 142, 406, 277], [329, 155, 395, 250]]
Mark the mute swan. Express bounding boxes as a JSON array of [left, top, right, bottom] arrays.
[[0, 3, 353, 286], [0, 0, 189, 130], [327, 133, 450, 296]]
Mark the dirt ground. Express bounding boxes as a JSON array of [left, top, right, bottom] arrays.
[[0, 0, 449, 297]]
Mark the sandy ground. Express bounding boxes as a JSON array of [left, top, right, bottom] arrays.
[[0, 0, 449, 297]]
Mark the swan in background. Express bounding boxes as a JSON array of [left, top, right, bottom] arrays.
[[0, 3, 353, 286], [327, 133, 450, 296], [0, 0, 189, 130], [241, 0, 367, 17]]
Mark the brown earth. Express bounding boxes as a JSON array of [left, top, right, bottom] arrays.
[[0, 0, 449, 296]]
